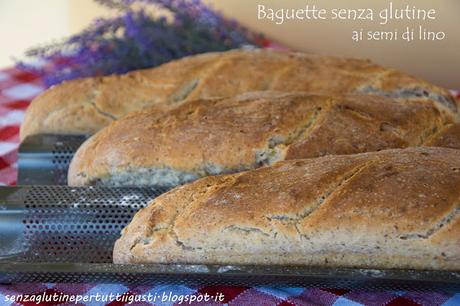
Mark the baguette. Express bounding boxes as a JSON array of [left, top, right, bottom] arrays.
[[113, 147, 460, 270], [68, 91, 460, 187], [20, 49, 458, 140]]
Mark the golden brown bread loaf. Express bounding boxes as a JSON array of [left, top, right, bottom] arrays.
[[20, 49, 458, 140], [425, 123, 460, 149], [68, 91, 460, 187], [113, 147, 460, 270]]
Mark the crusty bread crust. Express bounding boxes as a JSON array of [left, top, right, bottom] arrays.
[[20, 49, 458, 140], [425, 123, 460, 149], [113, 147, 460, 270], [68, 91, 460, 187]]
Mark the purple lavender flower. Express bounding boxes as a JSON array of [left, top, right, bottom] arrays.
[[17, 0, 264, 87]]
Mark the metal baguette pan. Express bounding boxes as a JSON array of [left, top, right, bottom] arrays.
[[0, 185, 459, 289], [17, 134, 88, 185]]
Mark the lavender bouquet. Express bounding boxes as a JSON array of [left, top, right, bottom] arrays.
[[17, 0, 265, 87]]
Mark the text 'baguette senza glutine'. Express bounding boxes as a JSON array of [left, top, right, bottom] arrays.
[[20, 49, 458, 140], [68, 91, 460, 187], [113, 147, 460, 270]]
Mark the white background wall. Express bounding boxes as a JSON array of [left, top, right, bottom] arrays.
[[0, 0, 459, 88], [0, 0, 70, 66]]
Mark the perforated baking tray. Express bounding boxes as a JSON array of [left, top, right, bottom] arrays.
[[18, 134, 88, 185], [0, 185, 459, 289]]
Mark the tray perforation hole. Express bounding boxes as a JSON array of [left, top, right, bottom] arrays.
[[17, 186, 165, 263]]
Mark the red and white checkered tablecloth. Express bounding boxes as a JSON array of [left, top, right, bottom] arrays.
[[0, 67, 43, 186], [0, 66, 460, 306]]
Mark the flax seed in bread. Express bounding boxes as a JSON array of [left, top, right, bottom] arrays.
[[20, 49, 458, 140], [68, 91, 460, 187], [113, 147, 460, 270]]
